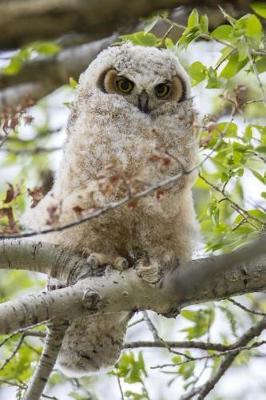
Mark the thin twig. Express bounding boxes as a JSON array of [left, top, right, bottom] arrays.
[[142, 311, 194, 359], [150, 340, 266, 369], [199, 173, 264, 226], [182, 316, 266, 400], [228, 298, 266, 317], [245, 39, 266, 104], [128, 317, 145, 329], [117, 376, 125, 400], [0, 334, 26, 371]]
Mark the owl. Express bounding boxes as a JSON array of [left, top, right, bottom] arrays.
[[24, 43, 199, 376]]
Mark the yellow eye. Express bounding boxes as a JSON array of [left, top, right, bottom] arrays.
[[155, 83, 171, 98], [116, 77, 134, 94]]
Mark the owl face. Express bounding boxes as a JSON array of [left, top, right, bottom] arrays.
[[80, 43, 191, 114], [99, 68, 185, 113]]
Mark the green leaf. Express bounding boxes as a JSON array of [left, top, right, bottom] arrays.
[[236, 14, 262, 39], [237, 39, 249, 61], [207, 67, 223, 88], [69, 77, 78, 89], [31, 41, 60, 55], [181, 308, 215, 339], [211, 25, 233, 41], [172, 355, 182, 364], [112, 352, 147, 384], [216, 122, 238, 137], [2, 48, 31, 75], [69, 393, 86, 400], [164, 38, 176, 52], [188, 9, 199, 28], [256, 57, 266, 73], [2, 41, 60, 75], [256, 145, 266, 153], [250, 169, 265, 184], [181, 310, 199, 322], [250, 2, 266, 18], [120, 32, 159, 46], [219, 303, 238, 336], [178, 26, 201, 48], [220, 52, 248, 78], [200, 14, 209, 34], [178, 353, 195, 380], [188, 61, 207, 85]]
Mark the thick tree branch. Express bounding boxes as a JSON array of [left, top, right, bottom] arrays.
[[0, 236, 265, 335], [0, 239, 89, 282], [164, 235, 266, 308], [0, 0, 251, 49]]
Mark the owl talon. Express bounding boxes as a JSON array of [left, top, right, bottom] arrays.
[[87, 253, 100, 269], [87, 253, 129, 271], [136, 261, 161, 285], [114, 257, 129, 271]]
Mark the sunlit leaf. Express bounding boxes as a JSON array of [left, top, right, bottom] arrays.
[[220, 52, 248, 78], [250, 2, 266, 18]]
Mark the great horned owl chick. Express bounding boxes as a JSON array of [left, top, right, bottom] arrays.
[[25, 43, 199, 376]]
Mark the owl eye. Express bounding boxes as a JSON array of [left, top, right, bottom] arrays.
[[154, 83, 171, 98], [115, 77, 134, 94]]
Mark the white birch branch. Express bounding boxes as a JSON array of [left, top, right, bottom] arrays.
[[23, 323, 67, 400], [0, 236, 265, 335]]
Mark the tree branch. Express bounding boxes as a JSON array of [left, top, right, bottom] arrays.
[[23, 323, 66, 400], [0, 0, 251, 49], [0, 236, 265, 335], [0, 239, 89, 281], [181, 316, 266, 400]]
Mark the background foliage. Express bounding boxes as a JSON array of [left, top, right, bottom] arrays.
[[0, 3, 265, 400]]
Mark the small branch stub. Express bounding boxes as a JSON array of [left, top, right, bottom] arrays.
[[82, 289, 101, 311]]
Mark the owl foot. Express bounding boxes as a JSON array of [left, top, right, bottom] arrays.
[[114, 256, 129, 271], [87, 253, 129, 271], [136, 260, 161, 285]]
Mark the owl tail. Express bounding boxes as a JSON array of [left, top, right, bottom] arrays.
[[57, 311, 131, 377]]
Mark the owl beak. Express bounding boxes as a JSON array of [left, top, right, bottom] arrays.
[[138, 91, 150, 113]]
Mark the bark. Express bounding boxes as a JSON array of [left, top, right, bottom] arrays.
[[23, 323, 66, 400], [0, 239, 88, 282], [0, 236, 265, 335], [0, 0, 252, 49]]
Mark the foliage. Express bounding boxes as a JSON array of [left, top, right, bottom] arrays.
[[1, 42, 60, 75], [0, 5, 266, 400]]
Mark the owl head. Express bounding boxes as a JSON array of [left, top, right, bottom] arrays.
[[79, 43, 191, 114]]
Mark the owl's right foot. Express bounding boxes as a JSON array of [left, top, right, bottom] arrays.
[[136, 260, 161, 285], [87, 253, 129, 271]]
